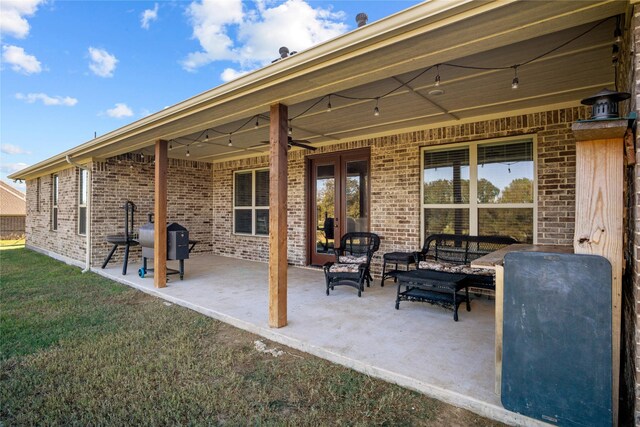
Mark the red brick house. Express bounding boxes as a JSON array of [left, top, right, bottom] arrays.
[[9, 1, 640, 424]]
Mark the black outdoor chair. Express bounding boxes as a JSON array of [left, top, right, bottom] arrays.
[[101, 201, 139, 275], [323, 232, 380, 297]]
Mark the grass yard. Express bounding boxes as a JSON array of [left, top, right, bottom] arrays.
[[0, 248, 504, 426]]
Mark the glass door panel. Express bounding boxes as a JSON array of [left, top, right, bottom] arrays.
[[345, 160, 368, 233], [309, 151, 370, 266], [315, 164, 336, 257]]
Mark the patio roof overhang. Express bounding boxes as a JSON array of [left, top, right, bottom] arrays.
[[9, 0, 629, 181]]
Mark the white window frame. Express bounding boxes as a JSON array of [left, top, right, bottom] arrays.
[[420, 135, 537, 242], [232, 168, 269, 236], [78, 169, 88, 235], [52, 174, 59, 231]]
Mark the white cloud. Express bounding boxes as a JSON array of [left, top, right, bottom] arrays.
[[105, 103, 133, 118], [1, 143, 31, 155], [0, 0, 45, 39], [88, 47, 117, 77], [2, 45, 42, 74], [16, 92, 78, 106], [182, 0, 347, 74], [0, 162, 29, 174], [220, 67, 249, 82], [141, 3, 159, 30]]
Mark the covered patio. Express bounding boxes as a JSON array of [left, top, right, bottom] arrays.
[[97, 253, 542, 426]]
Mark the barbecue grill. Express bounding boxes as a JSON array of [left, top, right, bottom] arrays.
[[138, 214, 189, 280]]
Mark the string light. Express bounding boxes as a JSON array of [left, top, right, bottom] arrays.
[[614, 15, 622, 44], [169, 141, 173, 150], [164, 16, 610, 147], [186, 146, 190, 157], [511, 66, 519, 89], [228, 134, 233, 147]]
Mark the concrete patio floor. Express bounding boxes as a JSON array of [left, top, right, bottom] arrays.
[[97, 253, 546, 426]]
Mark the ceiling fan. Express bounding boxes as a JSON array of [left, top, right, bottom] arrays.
[[259, 136, 317, 151]]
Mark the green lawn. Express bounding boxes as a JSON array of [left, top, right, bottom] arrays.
[[0, 248, 504, 426]]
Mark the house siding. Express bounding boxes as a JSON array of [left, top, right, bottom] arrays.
[[25, 168, 86, 261]]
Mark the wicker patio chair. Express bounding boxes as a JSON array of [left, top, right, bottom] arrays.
[[323, 232, 380, 297]]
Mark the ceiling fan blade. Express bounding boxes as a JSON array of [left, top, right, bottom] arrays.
[[259, 139, 316, 150], [289, 140, 317, 150]]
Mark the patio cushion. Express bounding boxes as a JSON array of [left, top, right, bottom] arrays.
[[419, 260, 494, 277], [338, 254, 368, 264], [329, 263, 362, 273]]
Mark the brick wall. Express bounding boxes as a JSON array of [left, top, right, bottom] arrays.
[[26, 168, 86, 262], [207, 106, 587, 278], [632, 5, 640, 426], [90, 154, 213, 267], [24, 107, 585, 277], [25, 154, 213, 267]]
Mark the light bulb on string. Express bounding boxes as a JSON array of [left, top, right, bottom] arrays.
[[288, 120, 293, 136], [254, 116, 259, 129], [186, 147, 190, 157], [169, 141, 173, 150], [327, 95, 332, 112], [205, 132, 209, 141], [373, 98, 380, 117], [511, 66, 519, 89], [228, 134, 233, 147], [614, 15, 622, 44], [434, 65, 441, 87]]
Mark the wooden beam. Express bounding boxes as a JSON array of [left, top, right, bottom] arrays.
[[268, 103, 288, 328], [572, 121, 625, 426], [154, 139, 168, 288]]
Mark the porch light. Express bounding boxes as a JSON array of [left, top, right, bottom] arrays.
[[373, 98, 380, 116], [434, 65, 441, 87], [186, 147, 190, 157], [580, 88, 630, 120], [228, 134, 233, 147]]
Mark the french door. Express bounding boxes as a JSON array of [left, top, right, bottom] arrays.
[[309, 149, 370, 266]]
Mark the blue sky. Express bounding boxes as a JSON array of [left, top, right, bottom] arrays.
[[1, 0, 422, 191]]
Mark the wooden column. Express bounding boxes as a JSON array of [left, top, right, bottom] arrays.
[[572, 120, 626, 425], [268, 103, 288, 328], [154, 139, 168, 288]]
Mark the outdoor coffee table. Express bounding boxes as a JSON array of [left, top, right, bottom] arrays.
[[395, 270, 470, 321]]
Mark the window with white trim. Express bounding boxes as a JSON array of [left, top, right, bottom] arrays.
[[233, 169, 269, 236], [421, 137, 536, 243], [78, 169, 88, 235], [52, 174, 59, 231]]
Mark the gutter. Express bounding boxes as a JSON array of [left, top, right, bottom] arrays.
[[65, 155, 91, 273]]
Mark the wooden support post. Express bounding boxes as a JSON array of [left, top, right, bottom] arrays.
[[572, 120, 626, 426], [154, 139, 168, 288], [268, 103, 288, 328]]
